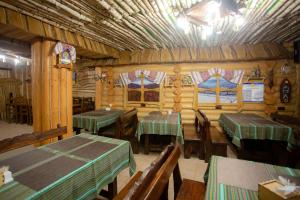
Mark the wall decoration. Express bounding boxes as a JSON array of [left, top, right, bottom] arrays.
[[242, 83, 264, 103], [164, 75, 175, 87], [165, 74, 194, 87], [280, 79, 291, 103], [114, 78, 122, 87], [181, 75, 193, 86], [54, 42, 76, 64]]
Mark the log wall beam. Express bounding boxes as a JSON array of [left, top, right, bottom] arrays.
[[75, 43, 291, 67], [0, 7, 120, 59]]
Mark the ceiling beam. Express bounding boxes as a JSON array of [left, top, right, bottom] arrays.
[[75, 43, 292, 67], [0, 37, 31, 58], [0, 6, 120, 59]]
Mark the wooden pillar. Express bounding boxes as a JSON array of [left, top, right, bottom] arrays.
[[31, 39, 72, 143], [95, 67, 102, 109]]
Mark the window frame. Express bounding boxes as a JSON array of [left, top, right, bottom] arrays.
[[194, 74, 242, 108], [126, 73, 162, 106]]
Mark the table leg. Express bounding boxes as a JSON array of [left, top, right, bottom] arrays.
[[144, 134, 149, 155], [99, 177, 117, 200]]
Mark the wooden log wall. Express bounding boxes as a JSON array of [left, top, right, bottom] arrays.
[[31, 40, 72, 143], [99, 60, 297, 126], [0, 64, 31, 119], [73, 68, 95, 98]]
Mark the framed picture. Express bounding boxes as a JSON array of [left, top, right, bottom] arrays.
[[181, 75, 193, 86], [164, 75, 175, 87], [114, 78, 123, 87]]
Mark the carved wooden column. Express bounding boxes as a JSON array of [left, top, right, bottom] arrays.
[[107, 67, 114, 107], [31, 39, 72, 143], [173, 66, 182, 112], [95, 67, 102, 109]]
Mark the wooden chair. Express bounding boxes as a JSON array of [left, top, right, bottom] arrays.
[[27, 99, 33, 125], [118, 108, 139, 154], [114, 143, 206, 200], [98, 109, 139, 153], [13, 96, 29, 124], [183, 110, 207, 159]]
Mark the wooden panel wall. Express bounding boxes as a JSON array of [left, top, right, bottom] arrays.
[[73, 68, 95, 98], [31, 40, 72, 143], [297, 64, 300, 118], [99, 60, 297, 126]]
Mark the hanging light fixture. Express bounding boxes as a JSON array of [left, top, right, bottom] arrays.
[[0, 55, 6, 62], [176, 0, 246, 37], [14, 57, 20, 65]]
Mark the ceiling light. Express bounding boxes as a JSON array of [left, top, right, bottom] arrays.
[[177, 16, 190, 34], [203, 25, 213, 36], [216, 30, 223, 34], [14, 57, 20, 65], [204, 1, 221, 24], [0, 55, 6, 62], [233, 14, 245, 31]]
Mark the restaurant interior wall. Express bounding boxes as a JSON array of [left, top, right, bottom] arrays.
[[98, 60, 297, 126]]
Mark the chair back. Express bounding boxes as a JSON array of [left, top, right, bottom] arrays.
[[119, 108, 138, 138]]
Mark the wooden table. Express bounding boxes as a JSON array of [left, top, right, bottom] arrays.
[[0, 134, 136, 200], [136, 112, 183, 154], [205, 156, 300, 200], [73, 109, 123, 134]]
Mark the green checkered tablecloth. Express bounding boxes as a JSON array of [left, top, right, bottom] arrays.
[[205, 156, 300, 200], [136, 112, 184, 144], [73, 109, 123, 133], [219, 113, 297, 149], [0, 134, 136, 200]]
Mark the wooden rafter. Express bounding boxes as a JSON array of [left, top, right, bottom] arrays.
[[0, 0, 298, 51]]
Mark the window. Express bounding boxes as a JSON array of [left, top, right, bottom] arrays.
[[127, 73, 160, 103], [197, 75, 238, 105]]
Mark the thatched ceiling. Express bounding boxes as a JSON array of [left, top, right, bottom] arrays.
[[0, 0, 299, 51]]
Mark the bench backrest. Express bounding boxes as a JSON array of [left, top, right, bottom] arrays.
[[118, 108, 138, 139], [195, 109, 210, 140], [142, 143, 182, 200], [122, 144, 175, 200], [0, 124, 67, 154]]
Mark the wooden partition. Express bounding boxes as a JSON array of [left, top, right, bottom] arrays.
[[31, 39, 72, 143], [98, 60, 297, 126]]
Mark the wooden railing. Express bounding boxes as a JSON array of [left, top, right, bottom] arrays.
[[0, 125, 67, 154]]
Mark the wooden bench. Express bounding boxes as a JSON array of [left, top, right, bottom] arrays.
[[0, 124, 67, 154], [197, 110, 227, 162], [114, 143, 206, 200], [183, 110, 207, 159]]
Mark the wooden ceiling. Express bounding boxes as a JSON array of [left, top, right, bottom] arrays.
[[0, 0, 299, 51]]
